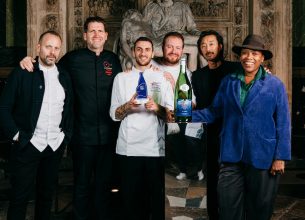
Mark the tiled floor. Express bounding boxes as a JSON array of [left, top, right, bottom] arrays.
[[165, 164, 207, 220], [165, 163, 305, 220], [0, 159, 305, 220]]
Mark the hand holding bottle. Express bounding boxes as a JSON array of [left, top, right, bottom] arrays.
[[166, 110, 175, 123]]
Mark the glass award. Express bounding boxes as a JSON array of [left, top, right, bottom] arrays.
[[135, 72, 148, 104]]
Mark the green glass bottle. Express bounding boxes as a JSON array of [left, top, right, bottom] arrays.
[[174, 57, 192, 123]]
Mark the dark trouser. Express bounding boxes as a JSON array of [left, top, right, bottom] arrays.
[[167, 124, 205, 173], [7, 142, 65, 220], [217, 162, 280, 220], [206, 135, 220, 220], [72, 144, 113, 220], [118, 155, 164, 220]]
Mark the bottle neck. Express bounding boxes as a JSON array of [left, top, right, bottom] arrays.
[[180, 60, 186, 74]]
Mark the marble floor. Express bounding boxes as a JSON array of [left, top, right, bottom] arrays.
[[165, 164, 207, 220], [0, 159, 305, 220]]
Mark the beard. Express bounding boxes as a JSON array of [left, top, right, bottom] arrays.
[[135, 57, 151, 67], [40, 56, 57, 67], [203, 52, 222, 62], [163, 54, 180, 65]]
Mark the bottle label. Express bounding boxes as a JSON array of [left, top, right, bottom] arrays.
[[176, 99, 192, 117], [180, 84, 189, 92]]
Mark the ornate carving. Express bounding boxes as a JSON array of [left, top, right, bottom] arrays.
[[260, 17, 274, 48], [87, 0, 135, 18], [232, 0, 246, 61], [189, 2, 206, 17], [233, 26, 243, 60], [45, 14, 58, 31], [190, 0, 228, 17], [47, 0, 57, 6], [75, 9, 83, 26], [73, 1, 83, 50], [262, 0, 273, 7], [75, 0, 82, 7], [233, 27, 243, 45], [88, 0, 110, 17], [74, 27, 84, 49], [259, 0, 275, 70], [261, 10, 274, 28], [74, 37, 84, 49], [74, 27, 83, 39], [234, 6, 242, 24], [46, 0, 58, 11]]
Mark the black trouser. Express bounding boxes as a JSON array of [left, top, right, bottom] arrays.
[[118, 155, 164, 220], [72, 144, 113, 220], [206, 135, 220, 220], [167, 124, 205, 173], [7, 142, 65, 220], [217, 162, 280, 220]]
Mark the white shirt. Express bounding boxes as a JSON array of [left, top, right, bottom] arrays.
[[30, 64, 65, 152], [152, 60, 196, 104], [110, 66, 173, 157]]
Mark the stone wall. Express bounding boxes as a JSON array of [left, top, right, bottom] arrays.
[[27, 0, 68, 57], [252, 0, 292, 103], [26, 0, 292, 100], [27, 0, 249, 61]]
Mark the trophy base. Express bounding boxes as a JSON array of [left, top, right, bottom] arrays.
[[134, 98, 148, 104]]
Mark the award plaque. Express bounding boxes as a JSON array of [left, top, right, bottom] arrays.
[[135, 72, 148, 104]]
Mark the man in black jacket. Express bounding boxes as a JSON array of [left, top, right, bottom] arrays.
[[192, 30, 240, 220], [0, 30, 73, 220], [20, 17, 122, 220], [60, 17, 122, 220]]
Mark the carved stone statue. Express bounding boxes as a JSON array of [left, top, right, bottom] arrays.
[[119, 9, 156, 70], [119, 0, 203, 71]]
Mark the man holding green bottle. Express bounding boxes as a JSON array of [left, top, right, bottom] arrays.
[[153, 31, 205, 181]]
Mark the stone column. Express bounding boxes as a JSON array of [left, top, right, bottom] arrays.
[[251, 0, 292, 103], [27, 0, 67, 58]]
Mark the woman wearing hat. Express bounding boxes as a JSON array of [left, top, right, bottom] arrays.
[[192, 34, 291, 220]]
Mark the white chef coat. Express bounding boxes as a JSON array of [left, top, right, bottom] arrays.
[[110, 66, 173, 157]]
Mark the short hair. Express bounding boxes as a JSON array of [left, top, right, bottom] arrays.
[[134, 37, 154, 51], [162, 32, 185, 49], [38, 30, 62, 43], [84, 16, 106, 32], [197, 30, 224, 60]]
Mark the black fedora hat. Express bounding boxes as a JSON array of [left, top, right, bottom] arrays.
[[232, 34, 273, 60]]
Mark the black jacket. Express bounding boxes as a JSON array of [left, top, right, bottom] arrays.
[[0, 60, 73, 148], [192, 61, 240, 137], [59, 48, 122, 145]]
